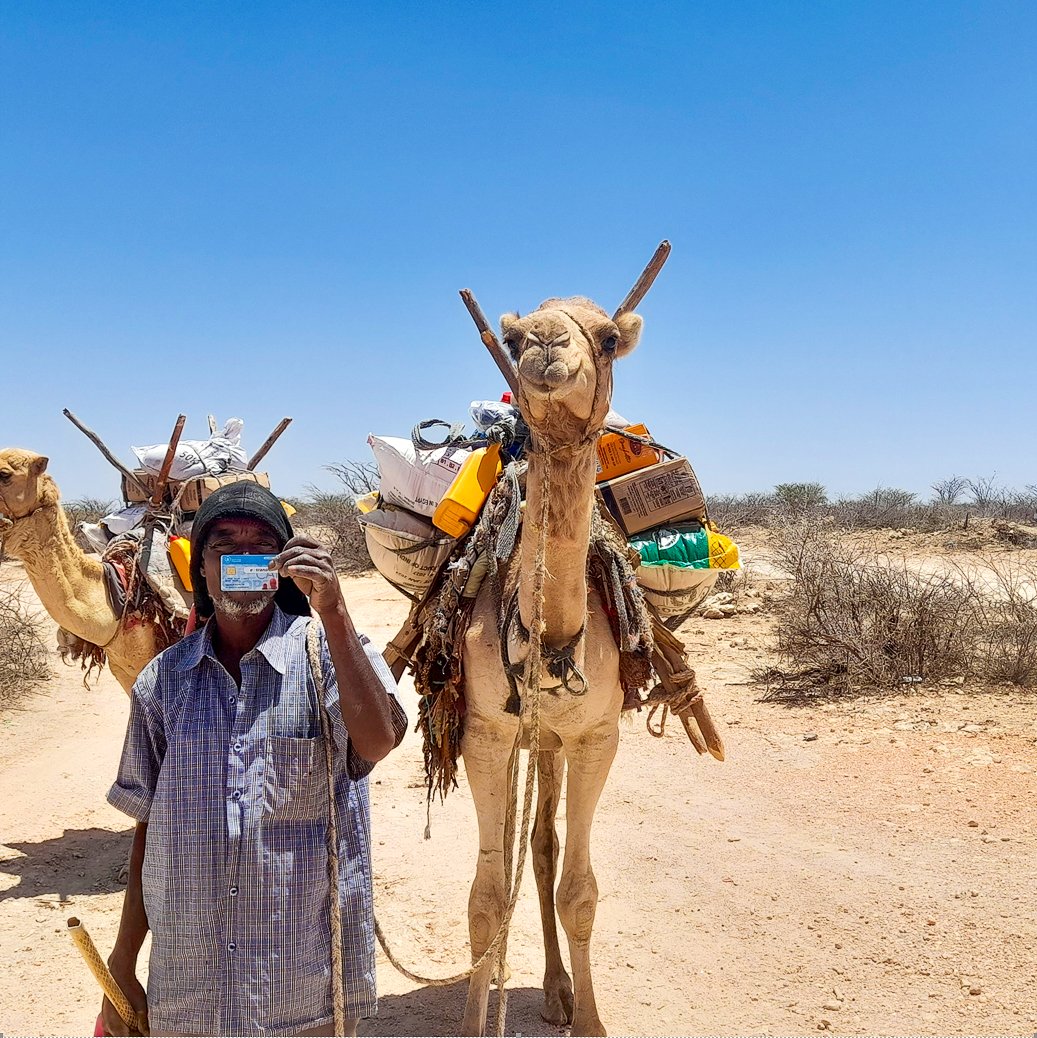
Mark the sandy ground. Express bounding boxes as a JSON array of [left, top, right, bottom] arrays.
[[1, 546, 1036, 1037]]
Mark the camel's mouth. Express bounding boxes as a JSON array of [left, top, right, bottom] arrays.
[[521, 361, 575, 393], [0, 514, 12, 532]]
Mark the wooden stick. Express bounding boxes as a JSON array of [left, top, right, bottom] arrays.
[[650, 646, 708, 755], [459, 289, 520, 398], [67, 917, 145, 1032], [649, 607, 725, 761], [613, 240, 672, 318], [149, 414, 187, 509], [247, 417, 292, 471], [63, 409, 151, 499]]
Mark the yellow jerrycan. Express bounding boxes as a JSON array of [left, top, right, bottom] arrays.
[[168, 536, 193, 591], [433, 443, 502, 538]]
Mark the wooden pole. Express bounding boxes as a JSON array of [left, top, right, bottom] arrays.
[[647, 606, 725, 761], [63, 409, 151, 500], [612, 240, 672, 319], [149, 414, 187, 509], [247, 417, 292, 471], [459, 289, 520, 398], [137, 413, 187, 584]]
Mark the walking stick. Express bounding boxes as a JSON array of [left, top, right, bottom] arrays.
[[67, 917, 148, 1035]]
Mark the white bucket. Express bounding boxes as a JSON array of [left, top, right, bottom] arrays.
[[636, 565, 720, 617], [360, 508, 455, 598]]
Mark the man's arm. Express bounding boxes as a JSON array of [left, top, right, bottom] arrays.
[[275, 534, 401, 763], [319, 597, 400, 762], [101, 822, 149, 1036]]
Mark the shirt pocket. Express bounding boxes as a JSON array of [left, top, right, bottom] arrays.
[[263, 735, 325, 822]]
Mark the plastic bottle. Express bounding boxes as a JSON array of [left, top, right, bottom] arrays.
[[168, 536, 193, 591], [432, 443, 503, 538]]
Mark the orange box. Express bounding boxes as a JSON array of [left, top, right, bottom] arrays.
[[595, 424, 660, 483]]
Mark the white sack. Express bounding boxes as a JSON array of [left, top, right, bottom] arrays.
[[132, 418, 247, 481], [368, 434, 471, 517]]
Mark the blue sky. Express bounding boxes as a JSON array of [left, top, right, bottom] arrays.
[[2, 1, 1034, 504]]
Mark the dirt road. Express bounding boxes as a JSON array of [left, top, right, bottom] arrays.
[[1, 567, 1035, 1036]]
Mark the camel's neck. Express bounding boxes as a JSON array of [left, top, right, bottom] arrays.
[[3, 506, 119, 646], [518, 442, 598, 646]]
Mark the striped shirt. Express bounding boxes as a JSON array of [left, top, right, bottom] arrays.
[[108, 605, 406, 1036]]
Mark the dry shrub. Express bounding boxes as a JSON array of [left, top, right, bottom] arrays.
[[63, 497, 116, 527], [293, 490, 372, 575], [0, 585, 50, 707], [973, 558, 1037, 686], [762, 525, 978, 699], [708, 492, 776, 532], [708, 479, 1037, 537], [760, 525, 1037, 699], [291, 460, 379, 575]]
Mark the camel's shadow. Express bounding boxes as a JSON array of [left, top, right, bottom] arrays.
[[0, 826, 132, 904], [363, 981, 564, 1036]]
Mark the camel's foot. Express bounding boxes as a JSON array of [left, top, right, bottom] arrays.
[[570, 1016, 606, 1038], [541, 969, 574, 1025]]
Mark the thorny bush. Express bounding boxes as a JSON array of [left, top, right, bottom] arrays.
[[758, 523, 1037, 699], [0, 585, 50, 707], [709, 477, 1037, 535], [290, 461, 378, 575]]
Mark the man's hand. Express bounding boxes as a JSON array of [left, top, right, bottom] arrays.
[[101, 956, 148, 1036], [273, 534, 346, 616]]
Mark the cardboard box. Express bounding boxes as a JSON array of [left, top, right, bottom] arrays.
[[179, 471, 271, 513], [595, 424, 661, 483], [122, 469, 161, 504], [596, 457, 706, 536]]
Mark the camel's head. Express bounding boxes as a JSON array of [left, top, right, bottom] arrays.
[[0, 449, 60, 520], [500, 297, 643, 445]]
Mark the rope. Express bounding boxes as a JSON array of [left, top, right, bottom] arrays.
[[306, 620, 348, 1037], [371, 457, 553, 1038]]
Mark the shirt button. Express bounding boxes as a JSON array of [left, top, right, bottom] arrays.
[[228, 942, 236, 951], [229, 886, 238, 896], [232, 790, 242, 801], [229, 696, 237, 705], [234, 742, 242, 752]]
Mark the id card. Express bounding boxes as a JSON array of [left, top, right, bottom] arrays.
[[220, 555, 279, 592]]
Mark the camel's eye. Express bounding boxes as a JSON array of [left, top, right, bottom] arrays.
[[602, 335, 618, 355], [504, 334, 522, 360], [0, 471, 10, 483]]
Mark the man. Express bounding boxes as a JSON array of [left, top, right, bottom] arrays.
[[102, 482, 406, 1036]]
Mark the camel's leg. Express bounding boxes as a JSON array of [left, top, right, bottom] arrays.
[[460, 715, 519, 1036], [557, 722, 619, 1037], [532, 747, 573, 1025]]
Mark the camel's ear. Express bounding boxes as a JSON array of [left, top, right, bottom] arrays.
[[500, 313, 520, 336], [30, 454, 49, 475], [37, 474, 60, 508], [614, 313, 643, 358]]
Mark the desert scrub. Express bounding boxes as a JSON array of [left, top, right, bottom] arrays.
[[291, 460, 379, 575], [0, 585, 50, 707], [63, 497, 116, 528], [759, 524, 980, 698]]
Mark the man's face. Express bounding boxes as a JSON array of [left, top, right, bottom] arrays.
[[200, 518, 282, 619]]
